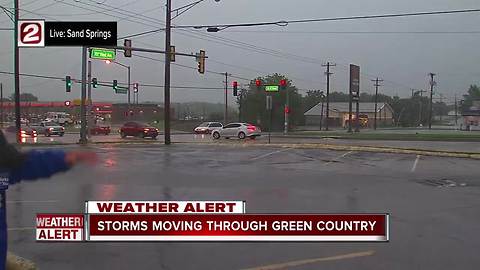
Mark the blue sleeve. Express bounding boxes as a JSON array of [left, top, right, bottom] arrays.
[[9, 150, 70, 184]]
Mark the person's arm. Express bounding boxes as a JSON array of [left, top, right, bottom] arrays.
[[9, 150, 95, 184]]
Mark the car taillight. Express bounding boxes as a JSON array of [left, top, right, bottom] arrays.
[[144, 128, 149, 132], [49, 127, 54, 131], [20, 130, 26, 134], [247, 125, 256, 131]]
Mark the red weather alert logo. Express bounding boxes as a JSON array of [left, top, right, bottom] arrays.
[[18, 20, 45, 47]]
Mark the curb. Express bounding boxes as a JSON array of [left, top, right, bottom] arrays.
[[177, 141, 480, 159]]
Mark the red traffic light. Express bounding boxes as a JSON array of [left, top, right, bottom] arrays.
[[284, 106, 291, 114], [255, 79, 261, 87], [64, 101, 71, 107], [232, 81, 238, 87], [280, 79, 287, 87]]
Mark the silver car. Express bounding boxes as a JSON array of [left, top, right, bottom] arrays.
[[212, 123, 261, 140], [30, 121, 65, 137]]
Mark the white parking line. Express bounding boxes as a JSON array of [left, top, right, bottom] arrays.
[[326, 151, 354, 165], [411, 155, 421, 172], [251, 148, 292, 161]]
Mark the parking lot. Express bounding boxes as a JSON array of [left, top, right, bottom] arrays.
[[6, 144, 480, 269]]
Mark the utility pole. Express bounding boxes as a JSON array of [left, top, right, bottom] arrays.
[[164, 0, 172, 145], [428, 73, 436, 130], [14, 0, 20, 142], [454, 94, 458, 126], [224, 72, 228, 124], [372, 78, 383, 130], [322, 62, 335, 131]]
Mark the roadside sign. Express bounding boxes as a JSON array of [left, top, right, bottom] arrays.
[[115, 88, 128, 94], [90, 48, 116, 60], [265, 85, 279, 92]]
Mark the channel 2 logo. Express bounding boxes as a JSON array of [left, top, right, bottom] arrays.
[[18, 20, 45, 47]]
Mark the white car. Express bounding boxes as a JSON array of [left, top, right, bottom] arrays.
[[212, 123, 261, 140], [194, 122, 223, 134]]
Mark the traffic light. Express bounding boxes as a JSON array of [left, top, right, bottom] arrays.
[[233, 81, 238, 96], [197, 50, 205, 74], [92, 78, 98, 88], [66, 76, 72, 92], [124, 39, 132, 57], [255, 79, 262, 90], [113, 80, 118, 90], [133, 83, 139, 93], [64, 101, 71, 107], [170, 46, 176, 62], [280, 79, 287, 90]]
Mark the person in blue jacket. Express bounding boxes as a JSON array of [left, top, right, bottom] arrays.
[[0, 130, 95, 270]]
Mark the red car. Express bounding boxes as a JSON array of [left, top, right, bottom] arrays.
[[120, 122, 159, 139], [91, 125, 111, 135]]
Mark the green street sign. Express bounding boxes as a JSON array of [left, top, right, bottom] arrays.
[[90, 48, 116, 60], [115, 87, 128, 94], [265, 85, 279, 92]]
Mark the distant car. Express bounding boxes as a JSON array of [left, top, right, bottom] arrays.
[[120, 122, 159, 139], [91, 125, 111, 135], [212, 123, 261, 140], [5, 125, 37, 138], [194, 122, 223, 134], [30, 121, 65, 137]]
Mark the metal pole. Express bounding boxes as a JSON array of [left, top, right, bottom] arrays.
[[238, 90, 242, 122], [127, 66, 131, 110], [320, 98, 324, 131], [79, 46, 88, 144], [87, 60, 92, 138], [224, 72, 228, 124], [372, 77, 382, 130], [284, 85, 289, 134], [164, 0, 172, 145], [454, 94, 458, 126], [428, 73, 435, 130], [14, 0, 20, 142], [325, 63, 330, 131]]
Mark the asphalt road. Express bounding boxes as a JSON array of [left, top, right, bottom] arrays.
[[6, 144, 480, 269], [22, 132, 480, 153]]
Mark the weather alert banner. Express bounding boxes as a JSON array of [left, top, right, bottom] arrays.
[[36, 201, 389, 242]]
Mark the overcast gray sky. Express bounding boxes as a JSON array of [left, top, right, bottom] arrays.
[[1, 0, 479, 105]]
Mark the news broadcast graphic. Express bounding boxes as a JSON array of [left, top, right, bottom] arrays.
[[36, 214, 84, 242], [85, 201, 246, 214], [87, 214, 388, 242], [18, 20, 117, 47], [18, 20, 45, 47], [36, 201, 389, 242]]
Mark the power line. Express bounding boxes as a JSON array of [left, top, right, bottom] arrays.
[[175, 8, 480, 29], [222, 30, 480, 34], [0, 70, 226, 90]]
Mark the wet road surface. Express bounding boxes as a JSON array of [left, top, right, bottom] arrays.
[[6, 144, 480, 269]]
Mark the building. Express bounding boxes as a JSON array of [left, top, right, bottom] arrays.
[[304, 102, 394, 128], [462, 101, 480, 129]]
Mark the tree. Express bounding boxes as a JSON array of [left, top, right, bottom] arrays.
[[238, 73, 303, 131], [390, 96, 430, 126], [460, 85, 480, 113], [9, 93, 38, 102]]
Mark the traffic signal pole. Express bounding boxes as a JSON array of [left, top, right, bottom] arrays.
[[284, 84, 289, 134], [164, 0, 172, 145], [79, 46, 88, 144], [224, 72, 228, 124], [87, 60, 92, 138]]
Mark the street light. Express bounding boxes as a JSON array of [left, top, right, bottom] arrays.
[[105, 60, 131, 109]]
